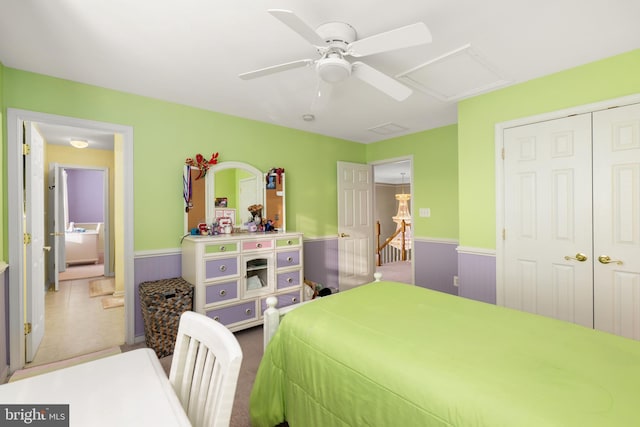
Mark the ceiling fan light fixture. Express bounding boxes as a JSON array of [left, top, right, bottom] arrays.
[[316, 57, 351, 83], [69, 138, 89, 149]]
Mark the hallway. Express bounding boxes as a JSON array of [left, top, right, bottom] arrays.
[[26, 274, 124, 368]]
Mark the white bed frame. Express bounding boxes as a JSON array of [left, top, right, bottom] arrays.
[[263, 272, 383, 349]]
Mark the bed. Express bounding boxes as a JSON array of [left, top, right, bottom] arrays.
[[250, 280, 640, 427]]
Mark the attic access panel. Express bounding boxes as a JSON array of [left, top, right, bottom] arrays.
[[397, 44, 510, 102]]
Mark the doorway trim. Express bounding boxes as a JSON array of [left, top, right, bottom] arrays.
[[371, 155, 414, 284], [7, 109, 135, 373], [494, 93, 640, 307], [51, 164, 112, 283]]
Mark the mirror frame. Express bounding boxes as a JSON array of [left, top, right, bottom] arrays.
[[184, 161, 265, 234]]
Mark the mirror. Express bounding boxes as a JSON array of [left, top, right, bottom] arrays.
[[184, 161, 285, 234]]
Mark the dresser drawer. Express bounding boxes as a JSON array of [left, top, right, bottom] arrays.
[[276, 236, 300, 247], [205, 280, 238, 305], [242, 239, 274, 251], [206, 301, 257, 326], [277, 250, 300, 268], [204, 242, 238, 254], [276, 270, 301, 290], [261, 291, 301, 315], [204, 257, 238, 280]]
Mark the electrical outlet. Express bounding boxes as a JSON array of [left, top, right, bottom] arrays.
[[453, 275, 459, 287], [419, 208, 431, 217]]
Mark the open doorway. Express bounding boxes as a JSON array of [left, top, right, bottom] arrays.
[[7, 109, 135, 373], [373, 158, 413, 284]]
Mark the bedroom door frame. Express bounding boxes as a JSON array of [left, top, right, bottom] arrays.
[[371, 156, 414, 284], [48, 163, 111, 290], [7, 109, 135, 373]]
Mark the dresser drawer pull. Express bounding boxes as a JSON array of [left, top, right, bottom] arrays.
[[291, 297, 298, 303], [245, 308, 253, 316], [256, 243, 262, 248], [287, 256, 293, 262], [219, 265, 227, 272], [286, 277, 293, 283], [287, 240, 292, 245], [219, 289, 226, 296], [213, 316, 220, 322], [220, 246, 226, 252]]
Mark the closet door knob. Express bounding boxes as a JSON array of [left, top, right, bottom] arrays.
[[598, 255, 623, 265], [564, 253, 587, 262]]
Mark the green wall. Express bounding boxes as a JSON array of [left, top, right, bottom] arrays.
[[366, 124, 458, 239], [1, 68, 366, 252], [458, 48, 640, 249]]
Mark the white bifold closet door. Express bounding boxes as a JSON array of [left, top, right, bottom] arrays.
[[502, 103, 640, 340]]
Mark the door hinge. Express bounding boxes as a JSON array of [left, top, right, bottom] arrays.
[[23, 143, 30, 156], [24, 322, 32, 335], [502, 228, 506, 240], [24, 233, 31, 244], [501, 148, 505, 160]]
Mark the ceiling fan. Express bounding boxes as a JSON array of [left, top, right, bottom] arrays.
[[238, 9, 432, 101]]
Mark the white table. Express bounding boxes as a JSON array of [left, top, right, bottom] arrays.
[[0, 349, 191, 426]]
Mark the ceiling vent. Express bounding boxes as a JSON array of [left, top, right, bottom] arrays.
[[396, 44, 510, 102], [368, 122, 409, 136]]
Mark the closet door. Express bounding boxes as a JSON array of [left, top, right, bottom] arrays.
[[502, 114, 593, 328], [592, 103, 640, 339]]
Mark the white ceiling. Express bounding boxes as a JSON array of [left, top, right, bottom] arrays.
[[1, 0, 639, 144]]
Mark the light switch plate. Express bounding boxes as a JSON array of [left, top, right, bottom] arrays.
[[419, 208, 431, 217]]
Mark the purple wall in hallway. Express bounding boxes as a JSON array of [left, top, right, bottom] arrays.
[[66, 169, 104, 223]]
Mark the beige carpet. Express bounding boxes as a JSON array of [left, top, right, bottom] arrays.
[[89, 277, 115, 297], [59, 263, 105, 281], [8, 347, 122, 382], [101, 296, 124, 309]]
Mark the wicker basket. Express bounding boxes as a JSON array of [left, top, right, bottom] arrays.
[[139, 278, 194, 358]]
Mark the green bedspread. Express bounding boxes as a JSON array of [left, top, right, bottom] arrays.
[[250, 281, 640, 426]]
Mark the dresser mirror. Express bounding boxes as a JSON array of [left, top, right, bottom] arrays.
[[184, 161, 285, 234]]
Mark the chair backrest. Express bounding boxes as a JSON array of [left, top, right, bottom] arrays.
[[169, 311, 243, 427]]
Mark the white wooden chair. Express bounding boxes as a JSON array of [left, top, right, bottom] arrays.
[[169, 311, 243, 427]]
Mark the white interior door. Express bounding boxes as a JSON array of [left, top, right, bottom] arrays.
[[25, 122, 46, 362], [47, 163, 67, 292], [502, 114, 594, 327], [337, 161, 374, 290], [592, 103, 640, 339], [502, 103, 640, 339]]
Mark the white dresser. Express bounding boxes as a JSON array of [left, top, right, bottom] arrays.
[[181, 232, 303, 331]]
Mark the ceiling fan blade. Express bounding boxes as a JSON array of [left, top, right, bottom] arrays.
[[239, 59, 314, 80], [351, 62, 412, 101], [348, 22, 432, 57], [268, 9, 326, 46]]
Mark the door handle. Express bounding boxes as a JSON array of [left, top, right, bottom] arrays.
[[339, 233, 350, 238], [564, 253, 587, 262], [50, 232, 65, 237], [43, 246, 51, 252], [598, 255, 623, 265]]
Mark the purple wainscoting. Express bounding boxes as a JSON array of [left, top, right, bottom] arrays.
[[457, 251, 496, 304], [1, 268, 8, 381], [413, 239, 459, 295], [302, 238, 340, 289], [134, 253, 183, 337]]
